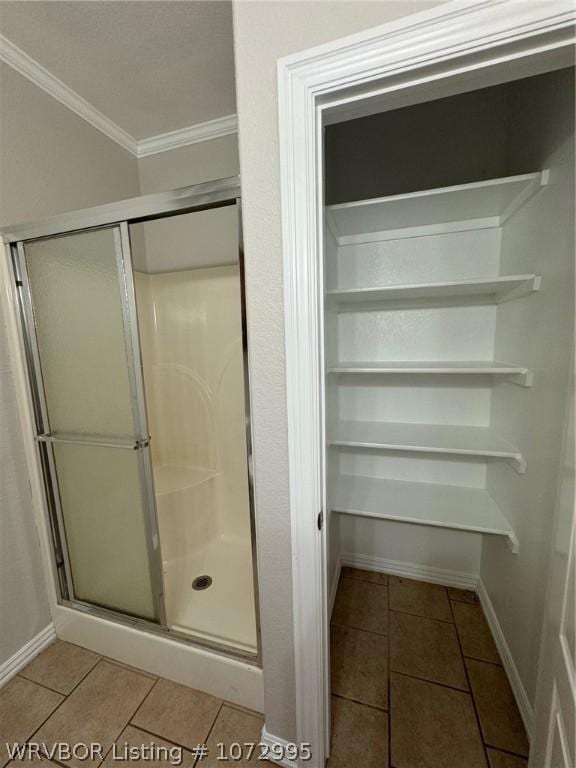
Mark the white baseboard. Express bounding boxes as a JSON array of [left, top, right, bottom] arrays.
[[0, 623, 56, 687], [341, 551, 478, 590], [260, 726, 298, 768], [477, 579, 534, 739], [329, 555, 342, 618]]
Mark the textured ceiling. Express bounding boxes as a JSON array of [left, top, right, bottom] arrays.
[[0, 1, 236, 139]]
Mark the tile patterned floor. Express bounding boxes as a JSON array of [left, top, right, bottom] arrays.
[[0, 570, 530, 768], [329, 569, 530, 768], [0, 644, 265, 768]]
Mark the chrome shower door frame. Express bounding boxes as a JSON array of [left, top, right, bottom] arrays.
[[12, 223, 167, 627], [3, 176, 261, 663]]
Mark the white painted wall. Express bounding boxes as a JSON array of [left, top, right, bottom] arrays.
[[232, 0, 447, 741], [323, 89, 511, 596], [483, 67, 575, 708], [0, 63, 140, 667], [338, 516, 482, 579], [325, 227, 496, 591]]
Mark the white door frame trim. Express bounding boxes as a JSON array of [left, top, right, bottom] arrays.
[[277, 2, 575, 764]]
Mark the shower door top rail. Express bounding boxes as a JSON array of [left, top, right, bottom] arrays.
[[0, 175, 241, 243]]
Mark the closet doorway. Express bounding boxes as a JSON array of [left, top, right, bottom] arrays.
[[277, 2, 575, 765]]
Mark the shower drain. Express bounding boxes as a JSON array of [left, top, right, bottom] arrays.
[[192, 575, 213, 591]]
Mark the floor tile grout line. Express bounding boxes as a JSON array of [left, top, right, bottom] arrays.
[[91, 674, 161, 768], [192, 701, 224, 768], [12, 645, 234, 768], [449, 597, 480, 606], [331, 620, 388, 639], [389, 669, 470, 695], [123, 721, 197, 753], [101, 655, 158, 681], [388, 605, 455, 625], [126, 679, 224, 761], [88, 659, 161, 768], [22, 657, 160, 768], [385, 606, 454, 624], [331, 619, 389, 637], [18, 652, 104, 702], [331, 691, 388, 715], [448, 590, 492, 768], [128, 675, 162, 726], [389, 585, 475, 692], [220, 699, 263, 719], [462, 654, 504, 668], [484, 743, 530, 761], [15, 673, 70, 698], [23, 661, 122, 749], [333, 606, 465, 639], [17, 650, 102, 697], [16, 697, 67, 758]]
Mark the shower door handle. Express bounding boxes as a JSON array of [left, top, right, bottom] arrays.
[[35, 434, 149, 450]]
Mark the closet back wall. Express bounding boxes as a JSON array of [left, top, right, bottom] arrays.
[[324, 84, 518, 585], [325, 83, 511, 204]]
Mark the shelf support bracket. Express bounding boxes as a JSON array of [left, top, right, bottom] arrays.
[[508, 455, 527, 475], [506, 533, 520, 555], [507, 371, 533, 388]]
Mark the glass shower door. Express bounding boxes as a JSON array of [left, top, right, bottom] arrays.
[[16, 224, 164, 622]]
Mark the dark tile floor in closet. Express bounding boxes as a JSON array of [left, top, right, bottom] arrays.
[[328, 567, 530, 768]]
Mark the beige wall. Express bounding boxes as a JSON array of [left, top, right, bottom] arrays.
[[232, 0, 446, 740], [0, 64, 140, 225], [0, 63, 140, 666], [138, 136, 239, 194]]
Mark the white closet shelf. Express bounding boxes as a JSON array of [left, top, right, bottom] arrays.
[[328, 360, 532, 387], [329, 420, 526, 473], [326, 274, 541, 309], [327, 170, 548, 241], [332, 474, 519, 553], [153, 464, 217, 497]]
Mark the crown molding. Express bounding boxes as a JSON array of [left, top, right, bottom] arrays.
[[0, 34, 238, 159], [136, 114, 238, 158], [0, 34, 138, 155]]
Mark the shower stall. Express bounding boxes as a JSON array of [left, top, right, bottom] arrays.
[[2, 177, 259, 668]]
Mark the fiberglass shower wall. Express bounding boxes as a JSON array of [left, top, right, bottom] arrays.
[[131, 205, 257, 654]]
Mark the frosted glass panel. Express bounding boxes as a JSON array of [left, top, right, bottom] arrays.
[[54, 443, 156, 620], [25, 229, 136, 436]]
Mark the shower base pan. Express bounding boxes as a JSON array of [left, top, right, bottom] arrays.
[[163, 534, 257, 654]]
